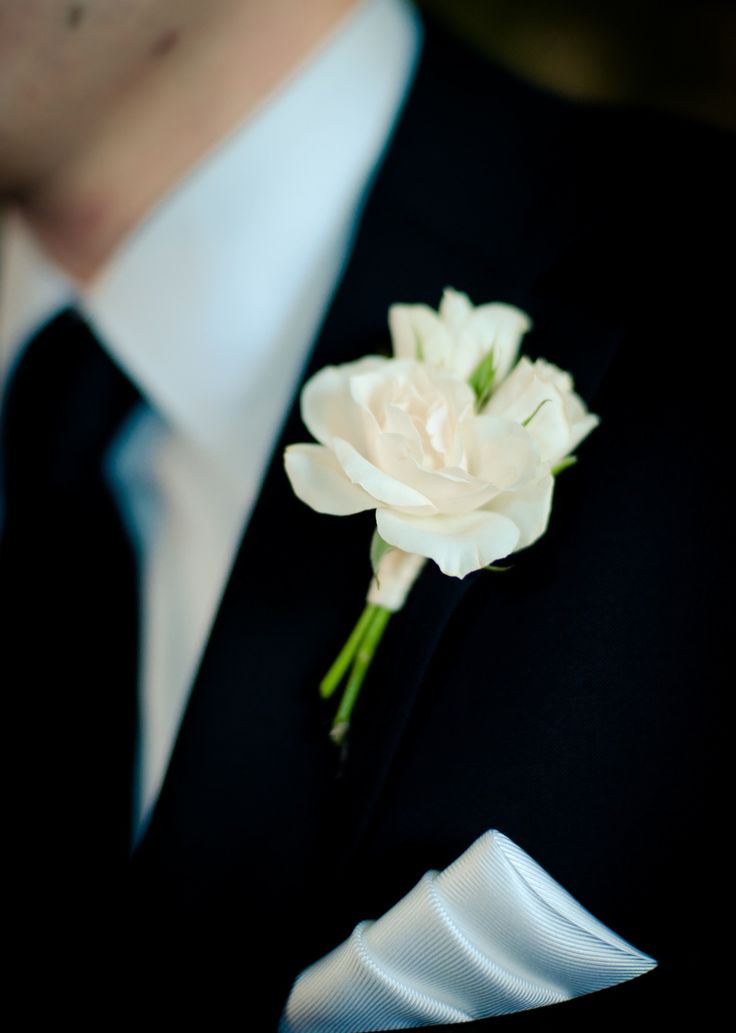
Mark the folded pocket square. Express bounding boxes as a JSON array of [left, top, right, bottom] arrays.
[[279, 829, 656, 1032]]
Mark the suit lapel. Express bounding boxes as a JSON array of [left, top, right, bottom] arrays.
[[129, 12, 625, 950]]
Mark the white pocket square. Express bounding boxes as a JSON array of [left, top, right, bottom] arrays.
[[279, 829, 656, 1032]]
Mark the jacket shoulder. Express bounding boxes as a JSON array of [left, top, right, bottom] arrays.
[[407, 12, 733, 278]]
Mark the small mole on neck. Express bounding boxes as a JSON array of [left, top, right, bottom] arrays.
[[150, 27, 180, 59], [65, 4, 85, 29]]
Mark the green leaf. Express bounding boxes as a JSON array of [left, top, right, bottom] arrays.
[[484, 563, 513, 573], [522, 398, 551, 426], [551, 455, 578, 476], [468, 347, 496, 410], [370, 529, 395, 585]]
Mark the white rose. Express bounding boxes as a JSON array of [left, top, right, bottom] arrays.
[[284, 356, 560, 581], [389, 287, 531, 382], [485, 356, 600, 465]]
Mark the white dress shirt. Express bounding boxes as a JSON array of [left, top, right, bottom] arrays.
[[0, 0, 422, 848]]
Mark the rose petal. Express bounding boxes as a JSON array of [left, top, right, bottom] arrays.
[[484, 355, 536, 413], [389, 304, 456, 367], [465, 302, 532, 383], [485, 358, 572, 463], [334, 438, 435, 511], [486, 474, 554, 550], [438, 288, 474, 334], [374, 432, 500, 515], [531, 359, 600, 455], [284, 444, 375, 515], [464, 414, 541, 491], [376, 508, 520, 578], [568, 412, 600, 455], [382, 405, 425, 461], [388, 304, 425, 360], [301, 357, 386, 449], [487, 357, 599, 464]]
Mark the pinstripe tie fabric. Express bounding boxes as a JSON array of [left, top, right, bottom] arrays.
[[0, 308, 143, 915], [279, 830, 656, 1031]]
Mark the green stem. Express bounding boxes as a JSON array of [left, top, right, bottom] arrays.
[[319, 603, 379, 699], [330, 606, 392, 745]]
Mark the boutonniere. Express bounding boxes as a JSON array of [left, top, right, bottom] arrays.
[[284, 289, 599, 745]]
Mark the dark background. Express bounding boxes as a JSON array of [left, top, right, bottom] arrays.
[[418, 0, 735, 129]]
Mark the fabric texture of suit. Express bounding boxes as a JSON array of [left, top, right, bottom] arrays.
[[7, 11, 730, 1028]]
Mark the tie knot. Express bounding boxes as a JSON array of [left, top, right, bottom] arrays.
[[1, 307, 143, 498]]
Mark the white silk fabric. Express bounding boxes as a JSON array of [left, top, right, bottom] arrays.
[[279, 830, 656, 1031]]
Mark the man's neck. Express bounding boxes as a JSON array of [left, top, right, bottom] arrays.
[[13, 0, 358, 283]]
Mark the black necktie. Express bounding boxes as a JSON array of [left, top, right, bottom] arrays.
[[0, 308, 143, 919]]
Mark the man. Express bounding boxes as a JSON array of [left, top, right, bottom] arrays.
[[1, 0, 729, 1028]]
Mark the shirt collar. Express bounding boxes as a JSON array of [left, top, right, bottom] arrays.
[[0, 0, 421, 488]]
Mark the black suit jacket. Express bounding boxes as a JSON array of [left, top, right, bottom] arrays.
[[10, 12, 731, 1029]]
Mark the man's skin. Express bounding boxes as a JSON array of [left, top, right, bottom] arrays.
[[0, 0, 357, 279]]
